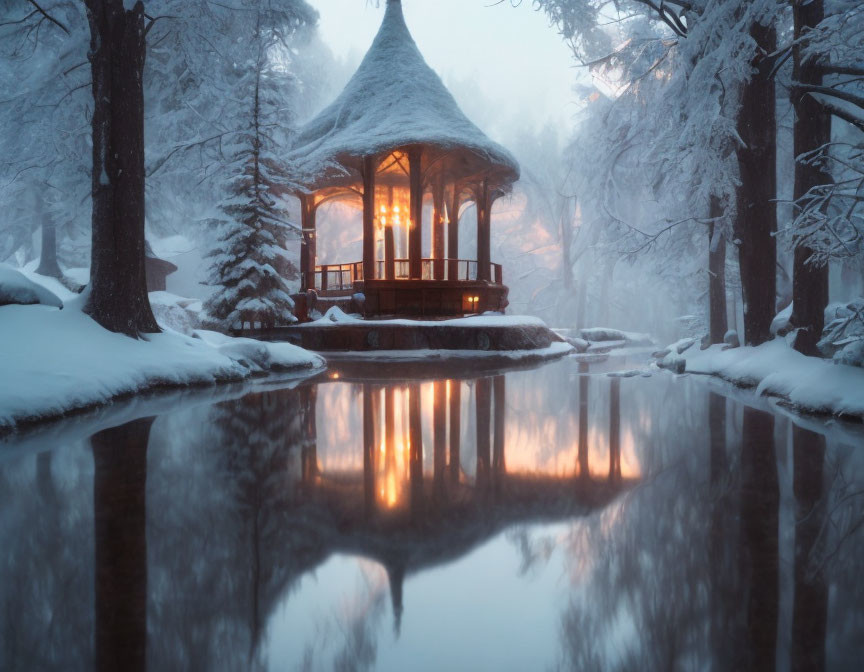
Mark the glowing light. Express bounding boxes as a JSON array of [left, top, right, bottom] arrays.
[[329, 372, 341, 380]]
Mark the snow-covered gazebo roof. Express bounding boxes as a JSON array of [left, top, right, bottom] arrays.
[[289, 0, 520, 193]]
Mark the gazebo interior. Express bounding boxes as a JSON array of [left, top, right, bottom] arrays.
[[290, 0, 519, 318]]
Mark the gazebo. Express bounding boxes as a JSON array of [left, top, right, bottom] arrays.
[[289, 0, 520, 318]]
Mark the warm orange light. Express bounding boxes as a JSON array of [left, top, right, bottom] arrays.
[[329, 372, 340, 380]]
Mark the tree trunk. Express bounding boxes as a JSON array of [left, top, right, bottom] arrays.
[[84, 0, 158, 337], [709, 196, 728, 344], [790, 0, 831, 356], [735, 21, 778, 347], [36, 221, 63, 279], [561, 199, 575, 292]]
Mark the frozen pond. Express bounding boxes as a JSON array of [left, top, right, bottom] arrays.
[[1, 354, 863, 671]]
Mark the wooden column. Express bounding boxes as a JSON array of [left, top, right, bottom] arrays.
[[432, 181, 445, 280], [448, 186, 461, 280], [362, 155, 377, 282], [477, 178, 492, 282], [298, 194, 315, 292], [306, 202, 317, 291], [408, 147, 423, 280], [449, 380, 461, 485], [475, 378, 492, 487], [385, 186, 396, 280], [299, 194, 310, 290]]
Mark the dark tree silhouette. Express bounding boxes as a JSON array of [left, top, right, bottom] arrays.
[[83, 0, 159, 336]]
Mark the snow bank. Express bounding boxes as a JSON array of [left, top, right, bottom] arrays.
[[194, 330, 325, 374], [667, 339, 864, 418], [304, 306, 549, 329], [0, 264, 63, 308], [0, 296, 325, 431]]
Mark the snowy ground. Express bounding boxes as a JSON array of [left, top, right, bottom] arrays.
[[0, 269, 325, 432], [661, 339, 864, 420]]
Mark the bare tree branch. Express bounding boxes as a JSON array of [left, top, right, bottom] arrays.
[[26, 0, 69, 35]]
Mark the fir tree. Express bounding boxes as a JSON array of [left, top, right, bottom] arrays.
[[203, 8, 303, 332]]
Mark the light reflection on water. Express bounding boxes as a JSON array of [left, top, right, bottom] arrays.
[[1, 355, 863, 671]]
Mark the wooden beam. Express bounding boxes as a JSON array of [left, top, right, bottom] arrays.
[[448, 185, 461, 281], [299, 194, 309, 291], [408, 147, 423, 280], [477, 178, 492, 282], [385, 186, 395, 280], [362, 155, 377, 283], [432, 181, 445, 280], [306, 198, 317, 292]]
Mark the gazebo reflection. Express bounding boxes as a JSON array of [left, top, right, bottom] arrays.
[[296, 371, 636, 632], [301, 374, 632, 519]]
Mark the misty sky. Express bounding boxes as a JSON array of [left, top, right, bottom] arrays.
[[313, 0, 579, 140]]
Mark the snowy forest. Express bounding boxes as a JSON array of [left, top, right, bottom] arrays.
[[2, 1, 864, 670], [1, 0, 863, 354]]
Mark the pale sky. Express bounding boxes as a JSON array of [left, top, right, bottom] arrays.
[[312, 0, 579, 142]]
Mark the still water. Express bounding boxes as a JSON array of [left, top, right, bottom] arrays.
[[1, 355, 863, 671]]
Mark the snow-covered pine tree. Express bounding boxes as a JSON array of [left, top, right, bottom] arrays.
[[203, 6, 307, 332]]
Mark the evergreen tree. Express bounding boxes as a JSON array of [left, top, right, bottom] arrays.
[[203, 7, 307, 331]]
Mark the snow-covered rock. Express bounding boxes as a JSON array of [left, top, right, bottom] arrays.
[[579, 327, 653, 346], [723, 330, 740, 349], [835, 340, 864, 369], [149, 291, 202, 335], [0, 264, 63, 308]]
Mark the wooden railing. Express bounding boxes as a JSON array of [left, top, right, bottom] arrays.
[[312, 259, 502, 292]]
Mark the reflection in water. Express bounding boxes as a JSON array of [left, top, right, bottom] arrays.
[[93, 417, 152, 672], [792, 426, 828, 672], [739, 407, 779, 672], [1, 357, 863, 671]]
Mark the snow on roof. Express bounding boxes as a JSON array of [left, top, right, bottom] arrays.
[[290, 0, 519, 189]]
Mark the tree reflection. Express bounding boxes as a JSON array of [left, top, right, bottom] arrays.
[[791, 425, 828, 672], [92, 417, 153, 672], [738, 406, 779, 672]]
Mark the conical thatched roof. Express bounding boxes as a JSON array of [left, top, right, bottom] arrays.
[[289, 0, 519, 192]]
